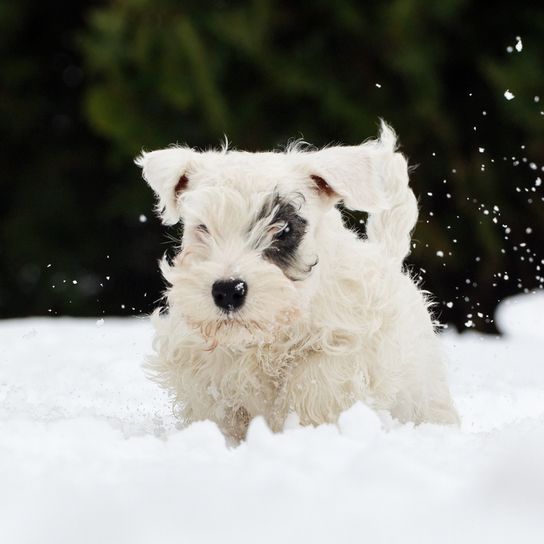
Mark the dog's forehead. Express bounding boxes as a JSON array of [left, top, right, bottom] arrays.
[[179, 152, 311, 228], [189, 150, 304, 192]]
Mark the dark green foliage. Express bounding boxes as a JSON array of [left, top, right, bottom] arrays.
[[1, 0, 543, 331]]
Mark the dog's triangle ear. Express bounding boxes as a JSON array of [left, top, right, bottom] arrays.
[[306, 121, 400, 212], [135, 147, 196, 225]]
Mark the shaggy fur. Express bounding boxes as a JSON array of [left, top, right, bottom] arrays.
[[136, 122, 459, 441]]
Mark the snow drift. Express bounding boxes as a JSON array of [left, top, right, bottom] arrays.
[[1, 293, 543, 543]]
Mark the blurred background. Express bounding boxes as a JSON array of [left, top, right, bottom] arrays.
[[1, 0, 542, 332]]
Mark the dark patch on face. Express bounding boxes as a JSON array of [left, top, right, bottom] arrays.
[[257, 193, 307, 271]]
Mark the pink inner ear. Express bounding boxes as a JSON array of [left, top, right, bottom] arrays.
[[310, 174, 336, 198], [175, 174, 189, 195]]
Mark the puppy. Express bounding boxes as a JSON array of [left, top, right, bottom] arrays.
[[136, 122, 459, 441]]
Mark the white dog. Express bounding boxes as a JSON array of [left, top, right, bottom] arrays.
[[136, 122, 459, 441]]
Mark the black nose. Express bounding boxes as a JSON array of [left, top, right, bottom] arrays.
[[212, 279, 248, 312]]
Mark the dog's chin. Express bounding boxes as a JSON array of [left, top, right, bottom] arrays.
[[186, 307, 301, 350]]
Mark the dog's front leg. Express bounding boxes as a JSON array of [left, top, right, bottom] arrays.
[[270, 353, 368, 431]]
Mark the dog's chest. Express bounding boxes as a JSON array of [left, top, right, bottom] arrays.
[[204, 340, 302, 414]]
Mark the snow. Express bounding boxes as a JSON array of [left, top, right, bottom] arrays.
[[504, 90, 515, 100], [1, 293, 544, 543], [506, 36, 523, 54]]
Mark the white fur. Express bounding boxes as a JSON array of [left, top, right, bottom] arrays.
[[136, 121, 459, 441]]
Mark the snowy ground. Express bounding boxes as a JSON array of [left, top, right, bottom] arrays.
[[1, 294, 543, 544]]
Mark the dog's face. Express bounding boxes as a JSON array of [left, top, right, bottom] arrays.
[[137, 124, 396, 347]]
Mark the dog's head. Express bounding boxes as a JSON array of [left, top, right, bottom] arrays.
[[137, 123, 397, 347]]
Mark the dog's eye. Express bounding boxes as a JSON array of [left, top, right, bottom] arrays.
[[275, 223, 291, 241], [196, 224, 209, 234]]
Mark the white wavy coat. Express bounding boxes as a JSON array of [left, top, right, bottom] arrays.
[[136, 123, 459, 441]]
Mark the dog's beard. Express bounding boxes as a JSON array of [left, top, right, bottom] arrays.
[[186, 306, 301, 350], [161, 253, 304, 349]]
